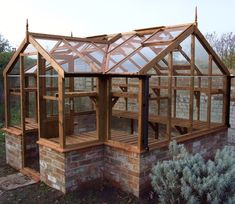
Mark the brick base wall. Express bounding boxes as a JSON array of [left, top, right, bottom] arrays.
[[5, 134, 23, 170], [5, 128, 233, 197], [104, 146, 140, 195], [39, 145, 104, 193]]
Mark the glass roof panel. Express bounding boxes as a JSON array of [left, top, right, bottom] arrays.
[[35, 38, 60, 52], [107, 35, 143, 69], [32, 25, 191, 74], [109, 45, 167, 73], [109, 34, 133, 51], [144, 26, 188, 44]]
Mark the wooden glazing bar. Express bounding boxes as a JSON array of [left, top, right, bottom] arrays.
[[207, 55, 212, 127]]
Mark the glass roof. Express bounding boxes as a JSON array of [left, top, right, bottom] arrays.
[[31, 25, 191, 74]]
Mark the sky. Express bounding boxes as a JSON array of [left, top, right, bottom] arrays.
[[0, 0, 235, 48]]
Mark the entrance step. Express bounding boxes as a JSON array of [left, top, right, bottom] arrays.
[[0, 172, 37, 191], [20, 168, 40, 182]]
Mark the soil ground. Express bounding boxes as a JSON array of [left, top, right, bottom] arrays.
[[0, 131, 156, 204]]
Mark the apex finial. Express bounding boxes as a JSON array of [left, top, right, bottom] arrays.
[[26, 18, 29, 32], [195, 6, 198, 26], [71, 31, 73, 37]]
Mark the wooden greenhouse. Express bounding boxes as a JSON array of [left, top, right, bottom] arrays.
[[3, 22, 232, 196]]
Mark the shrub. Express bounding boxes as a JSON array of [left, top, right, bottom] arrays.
[[150, 141, 235, 204]]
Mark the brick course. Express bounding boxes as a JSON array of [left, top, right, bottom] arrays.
[[5, 134, 23, 170]]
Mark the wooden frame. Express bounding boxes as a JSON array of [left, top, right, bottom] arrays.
[[3, 22, 231, 154]]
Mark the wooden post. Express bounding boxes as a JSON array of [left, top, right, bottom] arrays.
[[25, 77, 29, 118], [106, 78, 111, 140], [68, 60, 74, 135], [157, 77, 161, 116], [4, 73, 10, 128], [20, 55, 26, 166], [137, 76, 149, 151], [58, 76, 65, 148], [189, 35, 195, 132], [96, 77, 106, 141], [167, 52, 173, 140], [223, 75, 232, 127], [173, 77, 177, 118], [225, 76, 232, 127], [197, 78, 201, 120], [207, 55, 212, 127], [34, 75, 38, 123], [37, 53, 46, 139]]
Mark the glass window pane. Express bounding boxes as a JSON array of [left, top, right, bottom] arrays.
[[212, 60, 222, 75], [195, 38, 209, 74]]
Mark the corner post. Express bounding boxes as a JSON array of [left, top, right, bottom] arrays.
[[225, 75, 232, 127], [58, 76, 65, 148], [96, 76, 111, 141], [20, 55, 26, 166], [137, 76, 149, 151]]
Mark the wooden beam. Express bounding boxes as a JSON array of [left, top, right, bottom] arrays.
[[106, 78, 112, 140], [137, 76, 149, 150], [30, 32, 107, 44], [142, 40, 172, 47], [58, 76, 65, 148], [111, 92, 138, 99], [34, 75, 38, 123], [4, 73, 10, 127], [167, 52, 173, 140], [96, 77, 108, 141], [222, 75, 231, 126], [108, 33, 122, 44], [173, 77, 177, 118], [225, 76, 232, 127], [173, 64, 191, 70], [64, 91, 97, 98], [189, 35, 195, 132], [43, 96, 58, 101]]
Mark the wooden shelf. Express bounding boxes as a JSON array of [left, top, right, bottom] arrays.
[[112, 109, 221, 130]]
